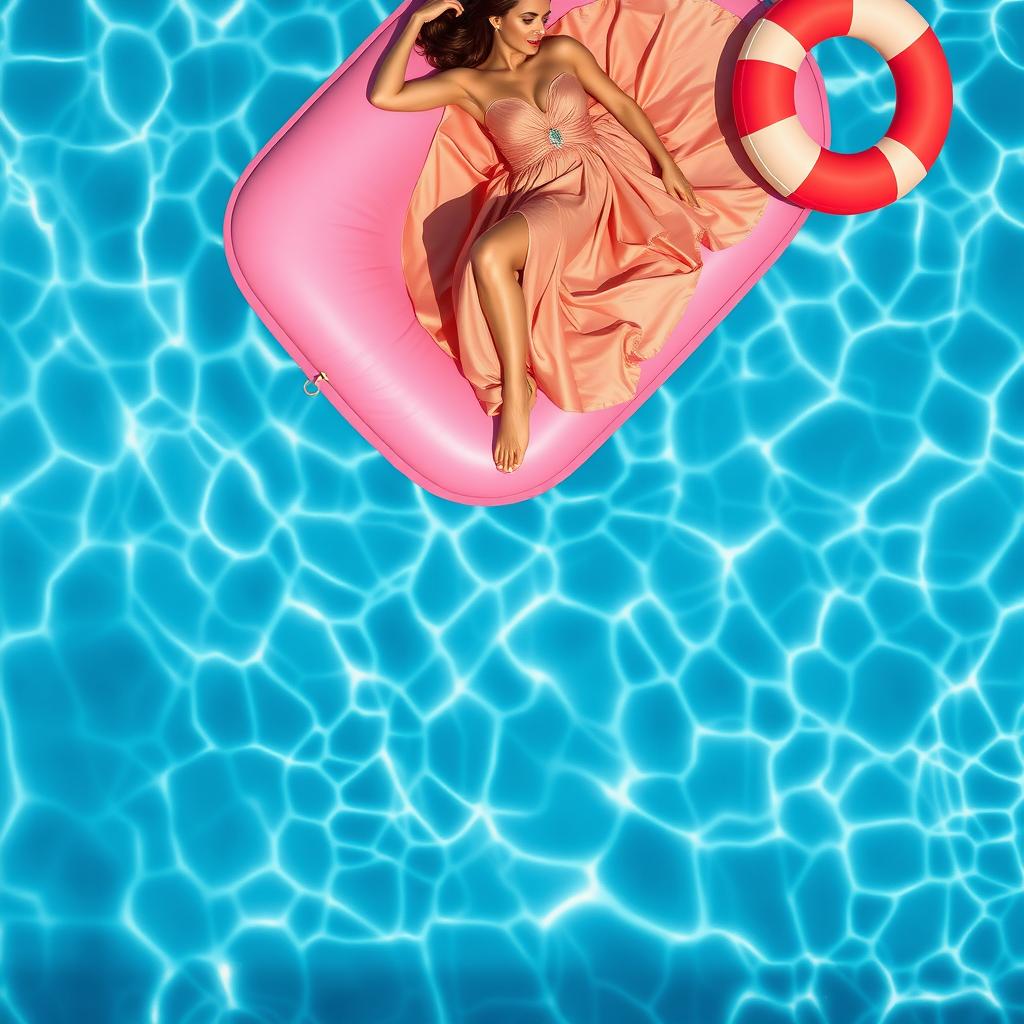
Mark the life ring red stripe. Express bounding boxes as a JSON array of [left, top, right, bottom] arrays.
[[733, 61, 798, 137], [886, 27, 953, 170], [766, 0, 852, 52], [793, 147, 897, 214]]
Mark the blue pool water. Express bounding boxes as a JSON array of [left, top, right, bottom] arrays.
[[1, 0, 1023, 1020]]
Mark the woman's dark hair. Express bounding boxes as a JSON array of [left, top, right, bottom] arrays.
[[415, 0, 521, 70]]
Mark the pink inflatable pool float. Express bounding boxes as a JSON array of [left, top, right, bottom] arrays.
[[223, 0, 829, 506]]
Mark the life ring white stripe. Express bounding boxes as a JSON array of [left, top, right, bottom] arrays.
[[740, 115, 820, 197], [875, 136, 928, 198], [850, 0, 930, 61], [737, 18, 807, 72]]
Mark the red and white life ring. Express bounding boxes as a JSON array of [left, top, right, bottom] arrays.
[[732, 0, 953, 215]]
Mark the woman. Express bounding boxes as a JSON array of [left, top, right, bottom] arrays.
[[371, 0, 768, 473]]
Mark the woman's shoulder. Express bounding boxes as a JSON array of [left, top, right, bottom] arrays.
[[457, 42, 575, 93]]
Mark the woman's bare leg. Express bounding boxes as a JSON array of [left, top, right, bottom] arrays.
[[469, 212, 534, 473]]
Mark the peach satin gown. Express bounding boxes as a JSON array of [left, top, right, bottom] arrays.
[[400, 0, 770, 416]]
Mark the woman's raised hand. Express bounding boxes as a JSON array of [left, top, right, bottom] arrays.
[[416, 0, 465, 25]]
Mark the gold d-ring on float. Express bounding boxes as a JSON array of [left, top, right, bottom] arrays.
[[303, 370, 329, 396]]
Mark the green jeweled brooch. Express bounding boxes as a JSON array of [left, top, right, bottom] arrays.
[[548, 127, 564, 148]]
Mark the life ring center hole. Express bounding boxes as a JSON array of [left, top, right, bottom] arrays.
[[807, 36, 898, 155]]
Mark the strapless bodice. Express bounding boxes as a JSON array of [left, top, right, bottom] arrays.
[[484, 71, 599, 176]]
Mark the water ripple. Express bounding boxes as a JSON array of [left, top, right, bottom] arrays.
[[1, 0, 1022, 1021]]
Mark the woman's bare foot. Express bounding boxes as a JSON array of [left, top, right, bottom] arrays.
[[494, 375, 535, 473]]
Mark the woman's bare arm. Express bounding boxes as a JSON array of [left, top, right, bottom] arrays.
[[558, 36, 701, 207], [369, 1, 469, 112], [556, 36, 676, 169]]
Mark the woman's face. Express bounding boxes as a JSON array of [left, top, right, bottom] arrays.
[[496, 1, 552, 54]]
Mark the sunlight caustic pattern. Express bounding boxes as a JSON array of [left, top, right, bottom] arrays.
[[0, 0, 1022, 1021]]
